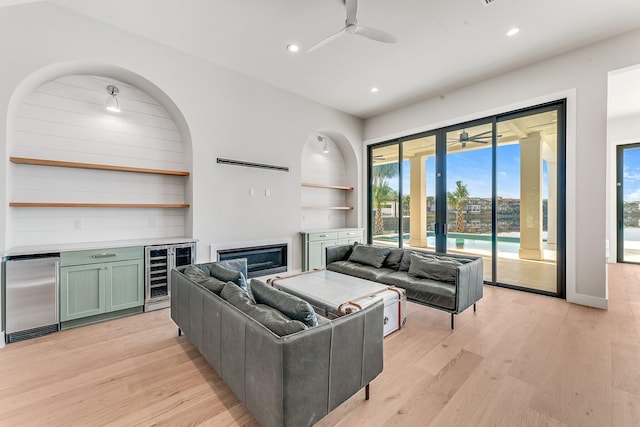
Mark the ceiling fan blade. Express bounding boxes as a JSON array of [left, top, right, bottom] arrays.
[[345, 0, 357, 26], [470, 130, 493, 138], [353, 25, 397, 43], [307, 27, 347, 52]]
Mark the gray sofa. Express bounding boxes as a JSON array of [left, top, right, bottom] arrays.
[[170, 261, 384, 427], [326, 244, 484, 329]]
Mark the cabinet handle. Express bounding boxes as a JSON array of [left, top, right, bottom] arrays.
[[92, 253, 118, 258], [319, 234, 328, 237]]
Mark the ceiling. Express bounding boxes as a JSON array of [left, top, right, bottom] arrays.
[[4, 0, 640, 119]]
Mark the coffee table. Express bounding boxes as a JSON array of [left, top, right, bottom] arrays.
[[270, 269, 406, 337]]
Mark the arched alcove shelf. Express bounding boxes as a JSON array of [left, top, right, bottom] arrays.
[[7, 69, 192, 247], [300, 132, 359, 229]]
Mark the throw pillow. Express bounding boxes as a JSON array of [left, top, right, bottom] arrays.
[[383, 248, 404, 270], [408, 253, 459, 283], [399, 250, 413, 271], [220, 281, 253, 311], [348, 245, 390, 268], [210, 263, 248, 292], [245, 304, 308, 336], [216, 258, 249, 282], [221, 283, 307, 336], [249, 279, 318, 327]]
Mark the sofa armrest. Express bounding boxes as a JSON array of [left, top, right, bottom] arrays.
[[243, 299, 384, 427], [454, 257, 484, 314], [326, 244, 354, 265]]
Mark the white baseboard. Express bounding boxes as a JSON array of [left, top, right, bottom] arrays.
[[567, 293, 608, 310]]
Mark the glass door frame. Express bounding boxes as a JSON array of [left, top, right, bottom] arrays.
[[366, 100, 566, 298], [616, 142, 640, 264]]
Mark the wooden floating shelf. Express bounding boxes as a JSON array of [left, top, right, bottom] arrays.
[[302, 206, 353, 210], [301, 182, 353, 191], [10, 203, 190, 208], [10, 157, 190, 177]]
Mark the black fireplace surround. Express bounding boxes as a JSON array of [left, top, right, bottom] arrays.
[[218, 244, 287, 278]]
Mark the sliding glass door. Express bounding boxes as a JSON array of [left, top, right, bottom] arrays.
[[368, 101, 565, 297], [371, 144, 399, 246], [445, 122, 494, 282], [495, 107, 560, 293], [617, 143, 640, 263], [402, 134, 437, 251]]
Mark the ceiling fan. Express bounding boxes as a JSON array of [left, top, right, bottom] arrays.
[[307, 0, 397, 52], [448, 130, 498, 148]]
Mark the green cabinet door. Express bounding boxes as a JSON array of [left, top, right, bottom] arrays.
[[308, 239, 338, 270], [106, 259, 144, 312], [60, 264, 106, 321]]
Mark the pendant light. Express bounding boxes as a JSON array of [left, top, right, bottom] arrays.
[[105, 84, 120, 112]]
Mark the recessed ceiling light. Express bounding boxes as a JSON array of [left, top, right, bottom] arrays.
[[506, 27, 520, 37], [286, 43, 300, 53], [370, 87, 379, 93]]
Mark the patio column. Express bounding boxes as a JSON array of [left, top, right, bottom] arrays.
[[519, 132, 544, 260], [409, 155, 427, 247]]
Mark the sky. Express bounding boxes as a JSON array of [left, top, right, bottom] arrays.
[[386, 144, 551, 200], [624, 147, 640, 201]]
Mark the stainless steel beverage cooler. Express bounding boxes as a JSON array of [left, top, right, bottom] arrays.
[[3, 254, 60, 343], [144, 243, 196, 311]]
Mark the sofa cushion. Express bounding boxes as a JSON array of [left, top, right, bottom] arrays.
[[249, 279, 318, 327], [399, 250, 413, 271], [408, 253, 460, 283], [348, 245, 390, 268], [210, 263, 248, 292], [382, 248, 404, 270], [378, 271, 456, 310], [183, 265, 226, 294], [327, 260, 395, 282], [221, 282, 307, 336]]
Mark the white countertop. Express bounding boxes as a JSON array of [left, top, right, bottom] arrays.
[[300, 227, 363, 234], [5, 237, 198, 256]]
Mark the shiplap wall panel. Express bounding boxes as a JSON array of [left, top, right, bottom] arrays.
[[12, 208, 186, 247], [8, 75, 188, 247], [300, 138, 349, 230]]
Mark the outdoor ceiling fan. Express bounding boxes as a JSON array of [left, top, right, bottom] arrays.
[[307, 0, 397, 52], [448, 130, 498, 148]]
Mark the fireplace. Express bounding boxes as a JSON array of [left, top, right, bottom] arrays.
[[218, 243, 288, 278]]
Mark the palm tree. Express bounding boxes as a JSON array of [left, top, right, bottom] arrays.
[[372, 163, 398, 236], [373, 180, 394, 235], [448, 181, 469, 247]]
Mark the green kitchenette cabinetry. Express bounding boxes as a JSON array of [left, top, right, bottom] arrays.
[[301, 228, 363, 271], [60, 246, 144, 329]]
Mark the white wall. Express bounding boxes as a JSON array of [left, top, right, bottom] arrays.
[[364, 29, 640, 308], [0, 2, 363, 263]]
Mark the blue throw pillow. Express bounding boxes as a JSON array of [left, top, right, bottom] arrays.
[[210, 263, 248, 292]]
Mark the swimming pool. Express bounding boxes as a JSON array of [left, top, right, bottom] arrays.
[[374, 232, 548, 256]]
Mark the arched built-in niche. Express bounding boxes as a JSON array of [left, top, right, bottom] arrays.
[[300, 130, 360, 230], [7, 66, 192, 247]]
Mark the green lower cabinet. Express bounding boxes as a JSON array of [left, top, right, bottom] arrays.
[[107, 259, 144, 312], [60, 250, 144, 326], [307, 239, 338, 270], [60, 264, 106, 321]]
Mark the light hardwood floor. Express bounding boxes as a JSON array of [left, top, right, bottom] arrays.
[[1, 264, 640, 426]]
